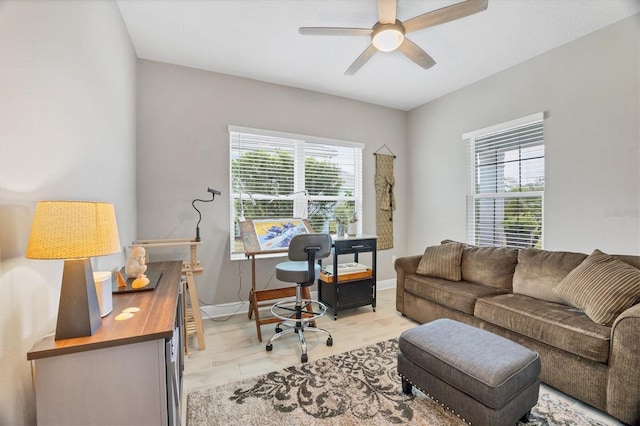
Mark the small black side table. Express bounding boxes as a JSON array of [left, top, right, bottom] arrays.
[[319, 235, 377, 319]]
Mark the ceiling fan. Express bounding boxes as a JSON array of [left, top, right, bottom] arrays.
[[299, 0, 488, 75]]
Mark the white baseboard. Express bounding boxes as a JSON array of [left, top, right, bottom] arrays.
[[376, 278, 395, 292], [200, 278, 396, 319]]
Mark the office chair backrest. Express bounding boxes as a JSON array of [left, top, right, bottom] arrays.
[[288, 233, 332, 262]]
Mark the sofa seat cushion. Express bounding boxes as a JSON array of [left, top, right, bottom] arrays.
[[405, 275, 508, 315], [474, 294, 611, 363]]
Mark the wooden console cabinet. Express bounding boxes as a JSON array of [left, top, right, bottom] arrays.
[[27, 261, 184, 426], [319, 235, 377, 319]]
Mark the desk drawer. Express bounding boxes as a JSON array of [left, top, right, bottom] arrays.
[[334, 238, 376, 255]]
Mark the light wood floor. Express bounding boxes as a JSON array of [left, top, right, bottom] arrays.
[[182, 288, 416, 391], [181, 288, 623, 426]]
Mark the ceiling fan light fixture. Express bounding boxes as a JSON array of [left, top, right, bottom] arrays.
[[372, 22, 405, 52]]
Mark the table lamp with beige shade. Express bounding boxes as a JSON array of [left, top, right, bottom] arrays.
[[26, 201, 121, 340]]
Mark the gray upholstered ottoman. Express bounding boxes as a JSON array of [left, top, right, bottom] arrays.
[[398, 319, 540, 425]]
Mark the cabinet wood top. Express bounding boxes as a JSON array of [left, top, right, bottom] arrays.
[[27, 261, 182, 360]]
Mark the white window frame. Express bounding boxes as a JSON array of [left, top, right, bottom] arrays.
[[463, 112, 545, 248], [228, 125, 363, 259]]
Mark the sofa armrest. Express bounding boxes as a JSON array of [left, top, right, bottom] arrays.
[[394, 255, 422, 314], [607, 303, 640, 424]]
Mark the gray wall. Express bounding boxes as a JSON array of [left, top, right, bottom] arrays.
[[136, 60, 408, 306], [0, 1, 137, 423], [406, 14, 640, 256]]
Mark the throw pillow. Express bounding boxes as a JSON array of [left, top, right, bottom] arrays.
[[553, 249, 640, 326], [416, 242, 464, 281]]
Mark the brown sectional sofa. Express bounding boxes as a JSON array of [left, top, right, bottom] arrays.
[[395, 241, 640, 425]]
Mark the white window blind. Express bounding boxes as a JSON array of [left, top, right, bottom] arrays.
[[465, 113, 544, 249], [229, 127, 363, 257]]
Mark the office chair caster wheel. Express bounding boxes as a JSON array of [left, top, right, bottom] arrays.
[[301, 354, 308, 363], [275, 327, 283, 333], [266, 344, 273, 352], [327, 337, 333, 346]]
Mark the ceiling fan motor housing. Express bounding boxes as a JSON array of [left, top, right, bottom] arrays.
[[372, 20, 405, 52]]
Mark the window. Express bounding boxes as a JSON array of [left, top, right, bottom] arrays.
[[464, 113, 544, 249], [229, 126, 363, 257]]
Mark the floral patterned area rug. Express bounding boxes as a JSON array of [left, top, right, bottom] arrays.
[[187, 339, 608, 426]]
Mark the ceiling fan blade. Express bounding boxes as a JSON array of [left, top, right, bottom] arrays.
[[345, 44, 378, 75], [377, 0, 397, 24], [299, 27, 372, 36], [403, 0, 488, 33], [397, 39, 436, 70]]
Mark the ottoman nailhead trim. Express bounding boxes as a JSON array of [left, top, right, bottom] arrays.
[[398, 373, 472, 425]]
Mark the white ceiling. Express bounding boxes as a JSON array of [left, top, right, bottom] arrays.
[[116, 0, 639, 111]]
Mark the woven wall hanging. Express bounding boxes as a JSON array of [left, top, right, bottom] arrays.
[[374, 146, 395, 250]]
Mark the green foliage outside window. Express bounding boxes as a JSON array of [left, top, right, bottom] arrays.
[[502, 178, 543, 248]]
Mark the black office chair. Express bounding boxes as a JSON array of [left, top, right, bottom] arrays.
[[266, 233, 333, 363]]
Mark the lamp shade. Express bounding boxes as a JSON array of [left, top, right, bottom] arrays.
[[26, 201, 121, 259], [26, 201, 121, 340]]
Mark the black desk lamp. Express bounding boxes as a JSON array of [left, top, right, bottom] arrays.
[[192, 187, 221, 242]]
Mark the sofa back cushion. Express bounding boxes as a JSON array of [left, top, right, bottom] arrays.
[[440, 240, 519, 289], [613, 254, 640, 269], [416, 242, 464, 281], [553, 249, 640, 326], [512, 249, 587, 304], [460, 246, 519, 290]]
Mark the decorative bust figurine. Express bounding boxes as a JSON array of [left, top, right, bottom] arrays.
[[125, 246, 149, 288]]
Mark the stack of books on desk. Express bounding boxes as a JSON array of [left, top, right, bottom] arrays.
[[320, 262, 372, 283]]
